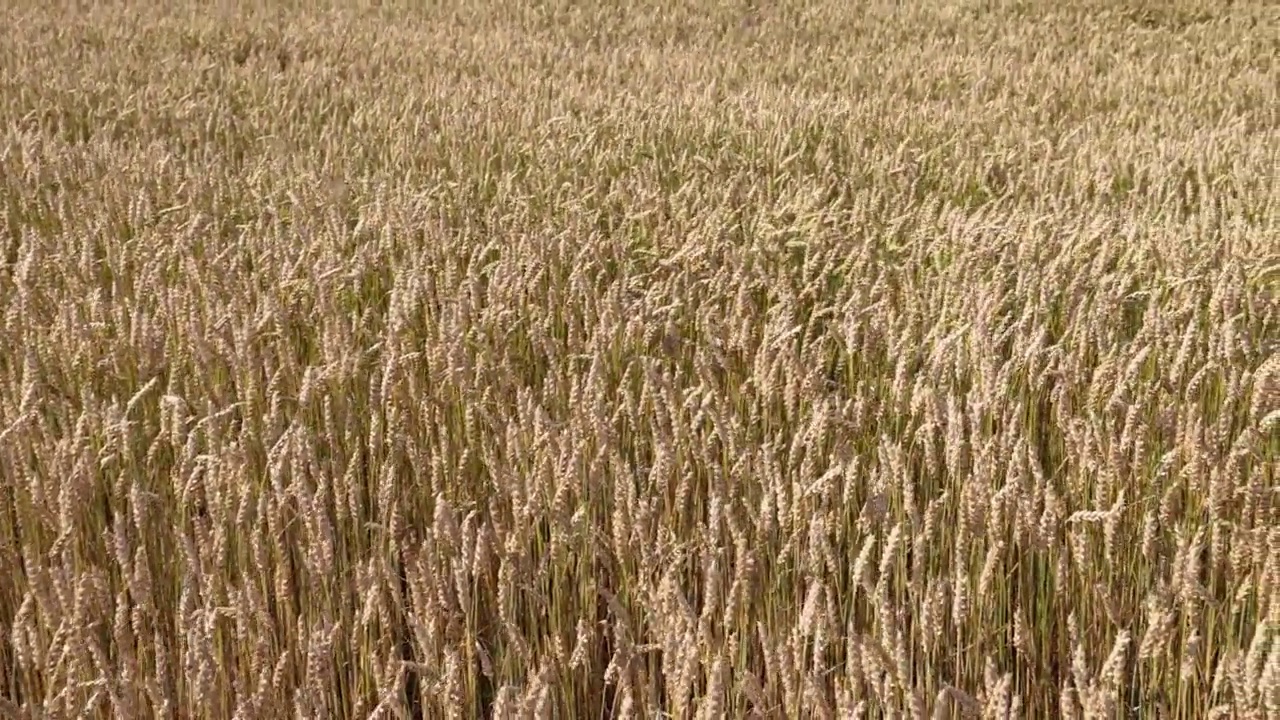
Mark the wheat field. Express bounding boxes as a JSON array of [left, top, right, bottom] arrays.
[[0, 0, 1277, 718]]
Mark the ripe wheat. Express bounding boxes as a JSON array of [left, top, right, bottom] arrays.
[[0, 0, 1276, 718]]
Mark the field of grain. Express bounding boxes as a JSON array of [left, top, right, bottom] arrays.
[[0, 0, 1276, 717]]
